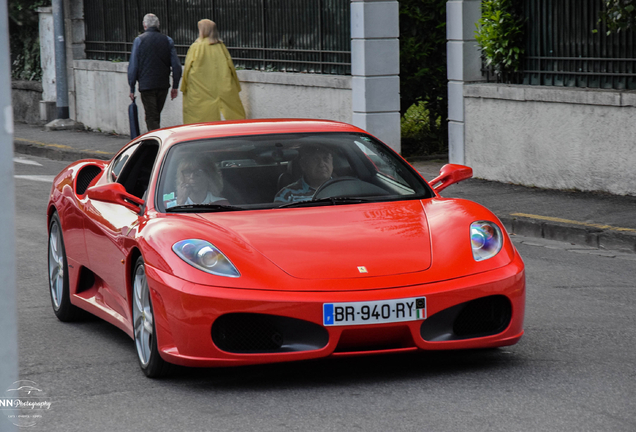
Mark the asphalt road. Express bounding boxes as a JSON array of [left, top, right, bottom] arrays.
[[9, 155, 636, 432]]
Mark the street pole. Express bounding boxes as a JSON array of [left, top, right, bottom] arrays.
[[52, 0, 69, 119], [0, 0, 19, 430]]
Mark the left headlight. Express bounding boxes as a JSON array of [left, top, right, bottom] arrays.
[[470, 221, 503, 261], [172, 239, 240, 277]]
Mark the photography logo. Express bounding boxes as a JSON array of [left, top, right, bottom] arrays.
[[1, 380, 53, 428]]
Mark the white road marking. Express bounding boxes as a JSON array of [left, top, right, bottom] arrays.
[[13, 157, 43, 166], [14, 175, 56, 183]]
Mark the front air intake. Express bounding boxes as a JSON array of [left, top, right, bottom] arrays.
[[212, 313, 329, 354], [452, 295, 511, 338], [420, 295, 512, 342]]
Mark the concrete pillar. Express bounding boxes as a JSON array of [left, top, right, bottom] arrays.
[[38, 7, 57, 122], [446, 0, 483, 164], [45, 0, 84, 129], [66, 0, 86, 120], [0, 0, 19, 429], [351, 0, 401, 153]]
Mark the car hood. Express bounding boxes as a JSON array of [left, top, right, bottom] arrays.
[[196, 201, 432, 280]]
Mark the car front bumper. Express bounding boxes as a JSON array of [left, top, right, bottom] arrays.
[[145, 253, 525, 368]]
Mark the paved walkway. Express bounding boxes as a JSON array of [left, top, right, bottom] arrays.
[[13, 122, 636, 254]]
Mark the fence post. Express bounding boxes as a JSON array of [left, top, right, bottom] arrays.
[[447, 0, 484, 164], [351, 0, 401, 152]]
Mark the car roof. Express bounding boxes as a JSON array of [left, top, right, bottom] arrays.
[[144, 119, 368, 150]]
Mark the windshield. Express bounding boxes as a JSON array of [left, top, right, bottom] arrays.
[[156, 132, 433, 212]]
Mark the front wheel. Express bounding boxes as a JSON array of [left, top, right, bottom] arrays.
[[132, 256, 170, 378], [48, 213, 82, 322]]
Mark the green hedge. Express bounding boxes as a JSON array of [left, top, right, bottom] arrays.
[[399, 0, 448, 157]]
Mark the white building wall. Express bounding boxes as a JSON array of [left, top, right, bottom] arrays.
[[464, 83, 636, 196], [73, 60, 352, 136]]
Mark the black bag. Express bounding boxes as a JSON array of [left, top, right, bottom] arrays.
[[129, 98, 141, 140]]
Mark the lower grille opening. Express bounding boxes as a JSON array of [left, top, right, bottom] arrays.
[[212, 313, 328, 354], [453, 295, 511, 338], [420, 295, 512, 342], [335, 325, 414, 353]]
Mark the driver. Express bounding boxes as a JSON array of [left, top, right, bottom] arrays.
[[274, 145, 333, 203]]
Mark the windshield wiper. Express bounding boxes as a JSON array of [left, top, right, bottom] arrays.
[[279, 197, 371, 208], [166, 203, 245, 213]]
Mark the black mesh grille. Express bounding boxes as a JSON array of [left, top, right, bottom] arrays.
[[212, 313, 329, 354], [212, 314, 284, 353], [76, 165, 102, 195], [453, 295, 512, 338]]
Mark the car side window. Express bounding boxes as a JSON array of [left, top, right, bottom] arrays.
[[116, 141, 160, 199], [110, 143, 140, 182]]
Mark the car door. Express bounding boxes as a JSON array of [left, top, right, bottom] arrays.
[[83, 140, 159, 322]]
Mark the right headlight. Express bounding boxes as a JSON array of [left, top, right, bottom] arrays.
[[470, 221, 503, 261], [172, 239, 240, 277]]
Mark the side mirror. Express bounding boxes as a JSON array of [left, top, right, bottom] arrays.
[[429, 164, 473, 193], [86, 183, 145, 213]]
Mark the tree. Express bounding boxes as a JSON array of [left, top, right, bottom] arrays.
[[599, 0, 636, 34], [474, 0, 524, 78], [399, 0, 448, 156], [9, 0, 49, 80]]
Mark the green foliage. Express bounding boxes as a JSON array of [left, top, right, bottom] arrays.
[[598, 0, 636, 34], [400, 101, 445, 158], [9, 0, 49, 81], [399, 0, 448, 156], [475, 0, 525, 75]]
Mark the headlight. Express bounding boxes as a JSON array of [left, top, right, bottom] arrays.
[[172, 239, 240, 277], [470, 221, 503, 261]]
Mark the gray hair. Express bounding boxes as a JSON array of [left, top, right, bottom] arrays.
[[143, 13, 160, 29]]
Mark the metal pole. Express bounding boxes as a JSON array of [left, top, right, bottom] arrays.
[[52, 0, 70, 119], [0, 0, 19, 430]]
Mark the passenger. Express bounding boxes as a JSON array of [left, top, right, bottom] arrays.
[[274, 145, 334, 203], [164, 155, 228, 208]]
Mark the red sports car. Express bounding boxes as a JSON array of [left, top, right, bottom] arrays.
[[47, 119, 525, 377]]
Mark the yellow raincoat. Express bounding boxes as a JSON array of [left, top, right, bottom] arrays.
[[181, 40, 246, 124]]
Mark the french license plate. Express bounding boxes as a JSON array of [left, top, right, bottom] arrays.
[[323, 297, 426, 326]]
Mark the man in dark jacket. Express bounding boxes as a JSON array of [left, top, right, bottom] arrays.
[[128, 13, 182, 131]]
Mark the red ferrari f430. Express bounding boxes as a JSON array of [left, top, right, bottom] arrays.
[[47, 120, 525, 377]]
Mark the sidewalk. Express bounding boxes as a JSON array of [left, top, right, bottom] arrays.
[[13, 122, 636, 254]]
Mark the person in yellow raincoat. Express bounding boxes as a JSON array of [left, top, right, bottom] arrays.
[[181, 20, 246, 124]]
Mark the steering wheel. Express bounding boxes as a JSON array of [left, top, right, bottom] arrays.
[[313, 176, 359, 200]]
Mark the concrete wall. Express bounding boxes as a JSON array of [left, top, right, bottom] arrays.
[[12, 81, 42, 124], [73, 59, 352, 136], [464, 83, 636, 196]]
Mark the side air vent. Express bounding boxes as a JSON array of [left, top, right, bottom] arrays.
[[76, 165, 102, 195]]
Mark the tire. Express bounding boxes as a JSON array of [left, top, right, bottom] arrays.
[[132, 256, 170, 378], [48, 213, 82, 322]]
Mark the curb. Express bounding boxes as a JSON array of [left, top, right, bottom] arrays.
[[14, 140, 114, 162], [499, 215, 636, 254]]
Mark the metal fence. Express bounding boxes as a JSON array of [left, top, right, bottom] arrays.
[[484, 0, 636, 89], [84, 0, 351, 75]]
